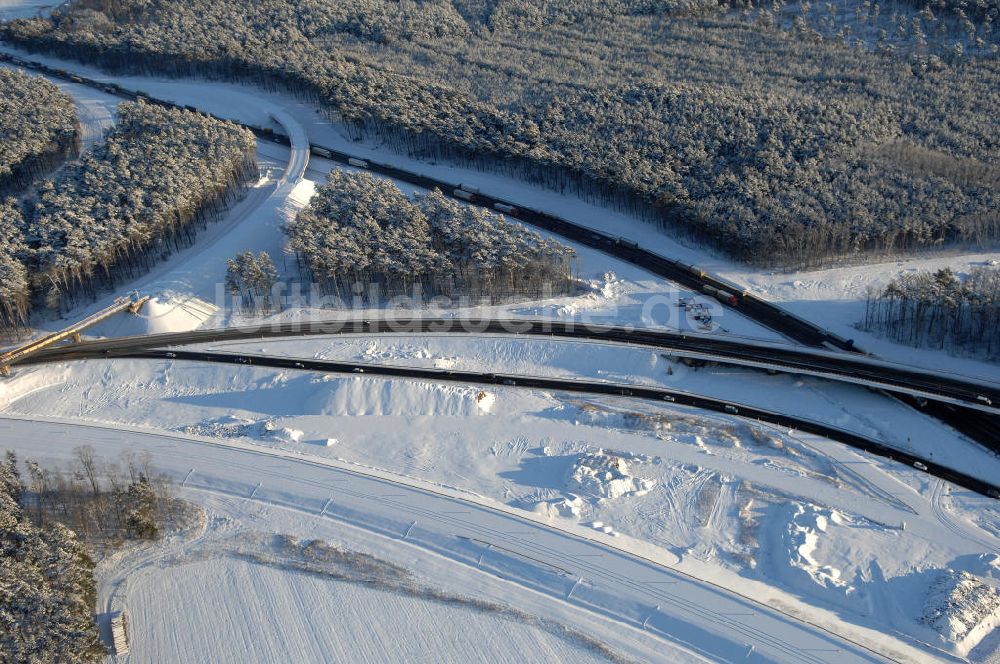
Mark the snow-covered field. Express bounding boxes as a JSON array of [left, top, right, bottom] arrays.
[[3, 354, 999, 659], [1, 42, 999, 664], [189, 333, 1000, 485], [125, 557, 615, 664]]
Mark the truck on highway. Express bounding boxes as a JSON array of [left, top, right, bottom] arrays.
[[702, 284, 738, 306]]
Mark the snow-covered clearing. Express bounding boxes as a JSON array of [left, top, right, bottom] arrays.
[[193, 333, 1000, 487], [3, 355, 998, 658], [2, 416, 911, 664]]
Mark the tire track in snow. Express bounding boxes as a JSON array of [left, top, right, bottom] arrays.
[[0, 414, 909, 663], [929, 479, 999, 552]]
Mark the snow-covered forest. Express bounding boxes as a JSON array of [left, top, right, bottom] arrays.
[[3, 0, 998, 267], [0, 200, 30, 335], [0, 451, 105, 664], [24, 101, 257, 315], [862, 266, 1000, 359], [15, 445, 173, 548], [288, 170, 576, 301], [0, 67, 79, 197], [226, 250, 279, 312], [0, 101, 256, 337]]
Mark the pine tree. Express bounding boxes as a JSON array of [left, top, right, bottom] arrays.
[[0, 453, 105, 663]]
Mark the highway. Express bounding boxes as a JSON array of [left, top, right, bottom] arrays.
[[0, 51, 890, 352], [1, 51, 996, 462], [0, 415, 917, 663], [17, 344, 1000, 500], [0, 44, 991, 664], [19, 317, 1000, 417]]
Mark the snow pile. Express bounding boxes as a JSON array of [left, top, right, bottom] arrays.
[[182, 415, 260, 438], [261, 420, 303, 443], [778, 503, 854, 597], [588, 521, 618, 537], [358, 341, 432, 363], [566, 450, 654, 500], [474, 390, 495, 413], [921, 570, 1000, 653], [270, 426, 304, 444], [967, 553, 1000, 580], [286, 178, 316, 208], [312, 376, 494, 417], [533, 496, 583, 519], [95, 292, 218, 337], [143, 294, 219, 333], [598, 272, 626, 300], [184, 417, 303, 444], [551, 272, 627, 317]]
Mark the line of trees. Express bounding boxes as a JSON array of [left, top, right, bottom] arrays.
[[3, 0, 997, 267], [0, 199, 30, 335], [862, 266, 1000, 359], [287, 170, 576, 301], [0, 68, 80, 198], [0, 451, 105, 663], [226, 250, 279, 312], [0, 101, 258, 338]]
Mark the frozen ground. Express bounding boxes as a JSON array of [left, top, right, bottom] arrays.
[[2, 37, 999, 664], [125, 556, 614, 664], [2, 356, 998, 658]]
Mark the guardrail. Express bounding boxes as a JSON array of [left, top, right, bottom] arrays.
[[17, 317, 1000, 416], [0, 294, 149, 376], [28, 345, 1000, 500]]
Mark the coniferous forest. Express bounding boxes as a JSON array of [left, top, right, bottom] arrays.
[[863, 266, 1000, 359], [0, 101, 257, 336], [0, 199, 30, 335], [3, 0, 998, 267], [0, 452, 105, 664], [288, 170, 577, 301], [1, 447, 177, 662], [0, 68, 79, 197]]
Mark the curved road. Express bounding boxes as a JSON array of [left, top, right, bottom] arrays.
[[1, 49, 995, 451], [0, 415, 923, 663], [20, 317, 1000, 416], [19, 345, 1000, 499]]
